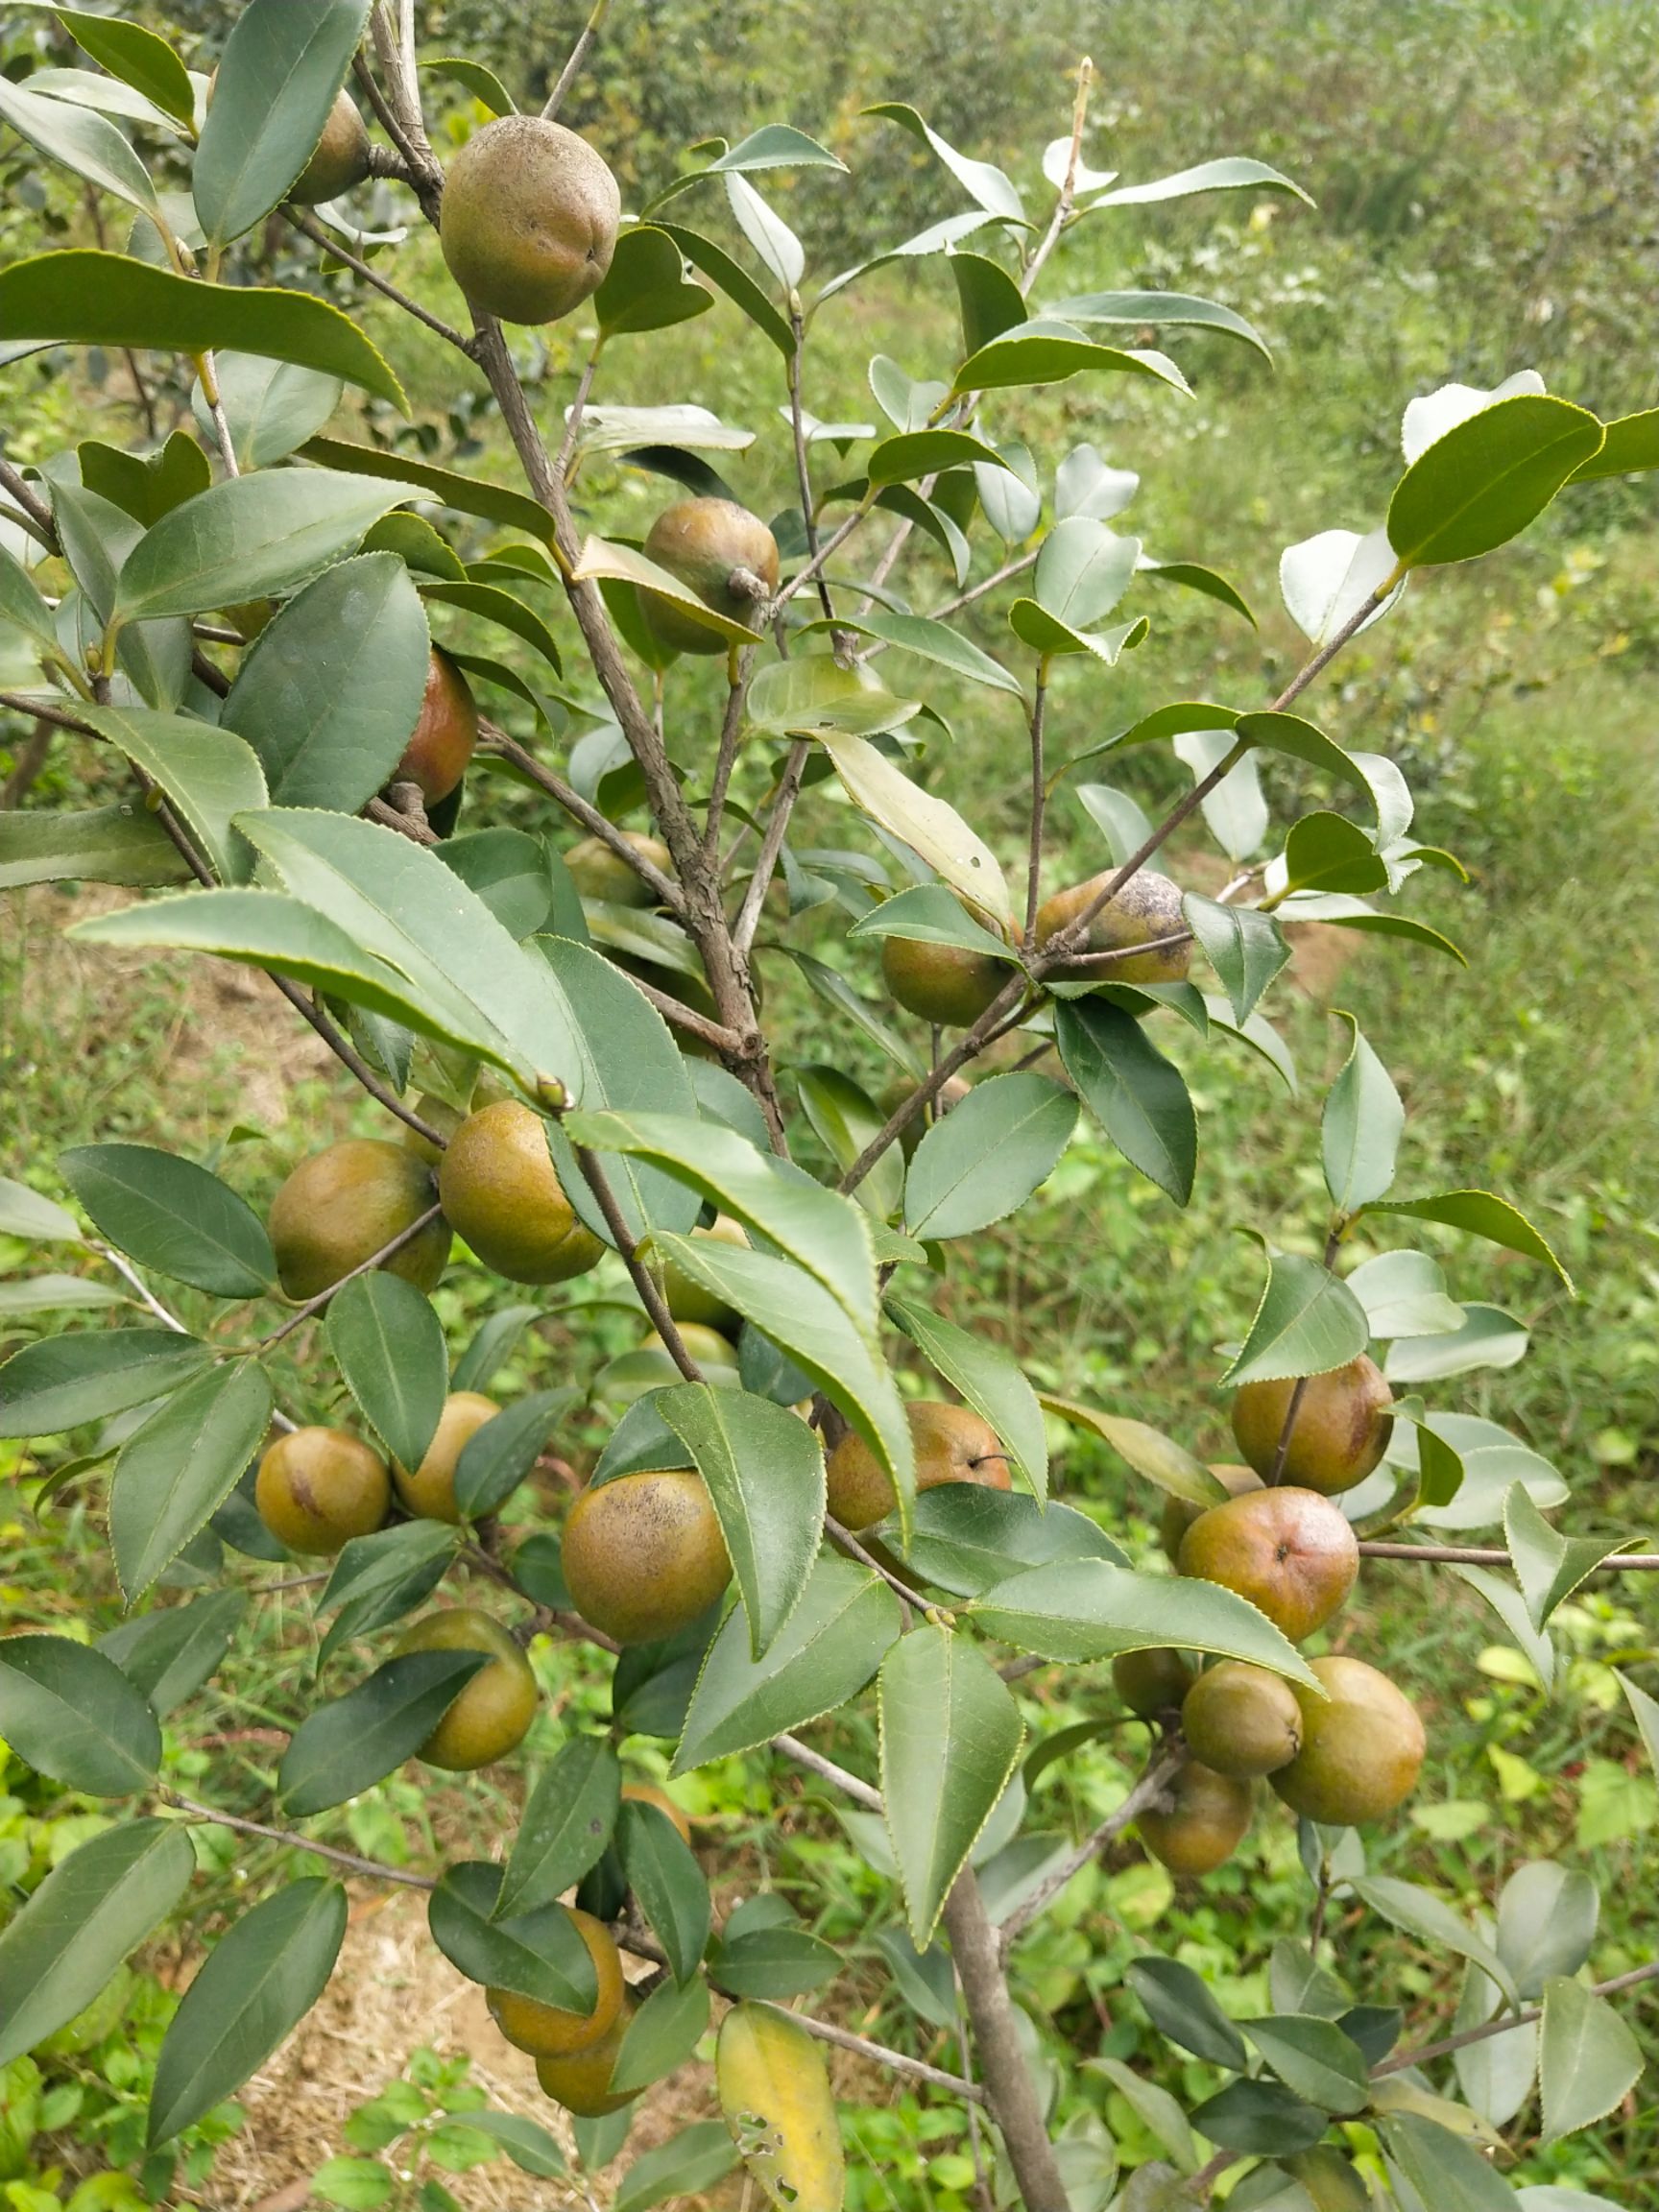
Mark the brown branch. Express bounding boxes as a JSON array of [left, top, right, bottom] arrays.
[[732, 738, 809, 956], [257, 1203, 445, 1348], [165, 1792, 437, 1890], [1020, 58, 1094, 298], [568, 1142, 703, 1382], [945, 1868, 1071, 2211], [771, 1732, 882, 1811], [1359, 1541, 1659, 1571], [541, 0, 613, 121], [0, 456, 57, 542], [284, 207, 474, 355], [1373, 1959, 1659, 2078], [1022, 671, 1048, 950], [267, 974, 447, 1148], [792, 2010, 986, 2102], [1, 718, 51, 807], [483, 725, 683, 911], [998, 1745, 1186, 1949]]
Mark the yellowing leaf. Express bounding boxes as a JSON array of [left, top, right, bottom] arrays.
[[717, 2003, 844, 2211]]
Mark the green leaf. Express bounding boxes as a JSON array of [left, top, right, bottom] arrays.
[[1035, 517, 1142, 627], [1142, 558, 1256, 626], [611, 1971, 711, 2094], [1083, 2059, 1200, 2175], [54, 11, 195, 126], [1092, 156, 1310, 208], [903, 1072, 1076, 1240], [818, 731, 1015, 929], [458, 2112, 566, 2179], [310, 2157, 393, 2209], [0, 1273, 128, 1318], [1353, 1876, 1517, 2006], [651, 221, 795, 357], [325, 1273, 446, 1474], [618, 1798, 710, 1984], [1321, 1015, 1404, 1211], [951, 250, 1027, 357], [1055, 999, 1196, 1206], [0, 73, 160, 223], [747, 654, 920, 739], [613, 2122, 738, 2212], [595, 225, 715, 336], [1054, 287, 1272, 359], [846, 883, 1017, 961], [1242, 2015, 1371, 2114], [803, 608, 1024, 695], [867, 428, 1014, 485], [1379, 2113, 1524, 2211], [795, 1068, 902, 1223], [495, 1737, 621, 1920], [316, 1522, 458, 1665], [0, 1177, 83, 1243], [421, 579, 563, 676], [705, 123, 847, 176], [1346, 1249, 1464, 1340], [222, 553, 429, 812], [1358, 1190, 1572, 1290], [1496, 1863, 1599, 2000], [887, 1298, 1047, 1503], [301, 437, 552, 540], [1038, 1394, 1228, 1510], [69, 703, 268, 885], [109, 1361, 274, 1599], [426, 1862, 597, 2013], [1282, 811, 1389, 897], [1616, 1669, 1659, 1779], [1222, 1249, 1371, 1386], [1405, 1414, 1566, 1532], [1569, 406, 1659, 482], [0, 1327, 212, 1438], [60, 1143, 275, 1297], [658, 1384, 824, 1659], [952, 322, 1190, 402], [1388, 394, 1603, 569], [0, 1820, 195, 2068], [115, 470, 424, 625], [571, 535, 764, 647], [1189, 2080, 1327, 2155], [0, 801, 193, 893], [97, 1589, 248, 1718], [878, 1625, 1024, 1944], [193, 0, 371, 248], [277, 1650, 491, 1815], [149, 1878, 347, 2144], [971, 1560, 1319, 1683], [1183, 895, 1288, 1024], [450, 1388, 573, 1521], [902, 1486, 1126, 1599], [1127, 1955, 1249, 2069], [673, 1555, 902, 1772], [0, 533, 59, 645], [0, 254, 406, 410], [1503, 1486, 1633, 1634], [863, 102, 1024, 221], [193, 351, 343, 469], [0, 1633, 161, 1794], [708, 1925, 838, 2004]]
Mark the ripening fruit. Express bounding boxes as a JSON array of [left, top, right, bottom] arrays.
[[391, 1391, 500, 1523], [878, 1074, 973, 1159], [641, 1323, 740, 1377], [1270, 1655, 1426, 1826], [439, 1099, 605, 1285], [399, 1093, 466, 1168], [565, 831, 673, 907], [1112, 1646, 1196, 1719], [393, 1608, 538, 1769], [291, 87, 372, 204], [1181, 1661, 1303, 1778], [1160, 1463, 1263, 1564], [1177, 1486, 1359, 1643], [652, 1214, 750, 1334], [393, 648, 478, 807], [1136, 1762, 1254, 1876], [255, 1428, 389, 1554], [562, 1469, 731, 1644], [826, 1401, 1008, 1532], [1034, 868, 1191, 986], [535, 2005, 639, 2116], [268, 1138, 450, 1303], [488, 1908, 626, 2057], [440, 115, 620, 325], [641, 498, 781, 654], [622, 1780, 692, 1843], [881, 933, 1009, 1029], [1230, 1357, 1394, 1496]]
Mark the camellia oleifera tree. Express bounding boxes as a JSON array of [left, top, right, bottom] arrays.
[[0, 7, 1656, 2209]]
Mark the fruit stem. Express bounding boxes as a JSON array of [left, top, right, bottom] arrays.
[[541, 0, 613, 123]]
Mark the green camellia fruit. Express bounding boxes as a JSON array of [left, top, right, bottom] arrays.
[[1270, 1655, 1427, 1825], [1177, 1486, 1358, 1642], [1181, 1660, 1303, 1778], [268, 1139, 450, 1303], [1230, 1356, 1394, 1495], [1034, 868, 1191, 986], [640, 498, 781, 654], [441, 115, 620, 324], [561, 1468, 732, 1644], [1136, 1762, 1254, 1876], [393, 1607, 539, 1769]]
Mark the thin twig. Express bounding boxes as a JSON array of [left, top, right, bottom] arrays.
[[257, 1203, 445, 1349], [483, 725, 683, 910], [1373, 1959, 1659, 2078], [787, 311, 836, 624], [284, 207, 474, 354], [702, 649, 754, 862], [0, 456, 56, 541], [196, 351, 240, 478], [1359, 1541, 1659, 1571], [267, 974, 447, 1147], [826, 1515, 924, 1617], [541, 0, 613, 121], [1022, 670, 1048, 949], [1020, 58, 1094, 299], [771, 1733, 882, 1812], [732, 738, 809, 955], [999, 1745, 1185, 1950], [791, 2011, 986, 2102], [772, 498, 878, 614], [556, 343, 603, 481], [165, 1792, 437, 1890], [568, 1142, 703, 1381]]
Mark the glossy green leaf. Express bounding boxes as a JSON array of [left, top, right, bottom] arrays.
[[887, 1298, 1047, 1502], [652, 221, 795, 356], [747, 653, 920, 739], [1496, 1862, 1599, 2000], [0, 1633, 160, 1794], [904, 1072, 1077, 1240], [951, 249, 1027, 356], [610, 1970, 711, 2094], [902, 1486, 1126, 1599], [817, 731, 1014, 928], [277, 1649, 491, 1815], [60, 1142, 274, 1298], [1359, 1190, 1572, 1289], [659, 1383, 824, 1658], [0, 254, 405, 410], [0, 533, 59, 645], [149, 1878, 347, 2144], [846, 883, 1017, 962], [1054, 287, 1271, 359], [1221, 1249, 1371, 1386], [460, 2111, 566, 2178], [805, 607, 1024, 695], [54, 11, 195, 126], [0, 801, 193, 893], [673, 1555, 902, 1772], [1281, 811, 1389, 897], [1504, 1486, 1634, 1634], [421, 579, 563, 676], [302, 436, 553, 539], [596, 225, 715, 336], [1353, 1876, 1516, 2005], [953, 322, 1190, 401], [223, 550, 429, 811], [1142, 558, 1256, 625], [867, 428, 1012, 485], [1346, 1248, 1464, 1339], [445, 1388, 569, 1522], [1242, 2014, 1371, 2114], [1084, 2059, 1200, 2175], [69, 703, 267, 885], [1569, 406, 1659, 481], [795, 1067, 902, 1223], [1388, 394, 1602, 567], [0, 73, 160, 222], [969, 1560, 1320, 1684], [315, 1522, 458, 1665], [193, 0, 371, 247], [99, 1591, 248, 1719], [0, 1178, 83, 1243], [324, 1273, 445, 1473], [495, 1737, 621, 1920], [0, 1821, 195, 2068], [1055, 998, 1196, 1206], [426, 1861, 598, 2012], [1091, 156, 1310, 208], [0, 1327, 212, 1438], [1321, 1015, 1404, 1211], [708, 1924, 838, 2004], [1379, 2113, 1525, 2210], [1183, 895, 1288, 1024], [1038, 1394, 1228, 1509], [618, 1798, 710, 1984], [1617, 1669, 1659, 1780], [110, 1360, 274, 1599], [1189, 2079, 1327, 2155], [878, 1624, 1024, 1944], [614, 2121, 739, 2212], [193, 351, 344, 469], [1034, 517, 1142, 628], [571, 535, 764, 646], [1127, 1955, 1250, 2069], [864, 101, 1023, 220], [0, 1274, 127, 1318]]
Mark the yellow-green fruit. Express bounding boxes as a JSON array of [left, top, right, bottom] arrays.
[[1034, 868, 1191, 986], [1137, 1762, 1254, 1876], [440, 114, 619, 325], [1177, 1486, 1359, 1644], [393, 647, 478, 807], [1270, 1655, 1426, 1826], [878, 1074, 973, 1160], [660, 1215, 749, 1332], [1231, 1357, 1394, 1496], [562, 1469, 731, 1645], [881, 933, 1008, 1028], [400, 1093, 467, 1168], [1160, 1463, 1264, 1564], [392, 1391, 500, 1523], [1181, 1661, 1303, 1778], [1112, 1646, 1196, 1719], [566, 831, 673, 907], [535, 2005, 639, 2116], [393, 1607, 538, 1769], [488, 1909, 625, 2057], [642, 1323, 739, 1376], [439, 1099, 605, 1285], [254, 1428, 390, 1555], [641, 498, 781, 654], [1285, 2147, 1373, 2211], [622, 1780, 692, 1843], [290, 88, 372, 204], [268, 1138, 450, 1303], [826, 1401, 1008, 1532]]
